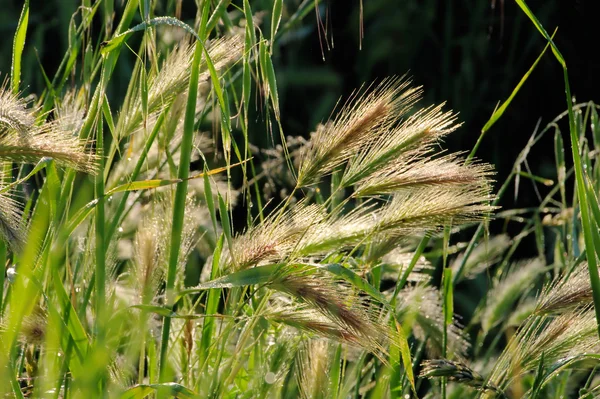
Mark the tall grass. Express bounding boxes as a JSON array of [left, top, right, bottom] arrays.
[[0, 1, 599, 398]]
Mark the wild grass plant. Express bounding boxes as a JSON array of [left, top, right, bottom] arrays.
[[1, 1, 600, 398]]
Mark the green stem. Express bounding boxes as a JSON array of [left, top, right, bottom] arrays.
[[105, 107, 168, 241], [94, 103, 106, 345], [564, 67, 600, 338], [158, 24, 206, 381]]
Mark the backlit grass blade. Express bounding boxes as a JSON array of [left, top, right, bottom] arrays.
[[179, 263, 279, 294], [11, 0, 29, 94], [159, 9, 206, 381], [271, 0, 283, 42], [203, 164, 218, 236], [206, 0, 232, 34], [198, 234, 224, 365], [94, 101, 106, 350], [469, 29, 555, 162], [101, 17, 200, 55], [515, 0, 600, 339]]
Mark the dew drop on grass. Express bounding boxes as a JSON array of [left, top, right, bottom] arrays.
[[264, 371, 276, 384], [6, 267, 16, 283]]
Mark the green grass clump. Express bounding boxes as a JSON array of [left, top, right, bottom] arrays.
[[1, 1, 600, 398]]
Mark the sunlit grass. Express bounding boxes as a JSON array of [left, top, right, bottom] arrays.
[[1, 1, 599, 398]]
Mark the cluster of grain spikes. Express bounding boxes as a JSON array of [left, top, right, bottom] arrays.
[[211, 77, 497, 368], [422, 262, 600, 397], [0, 84, 97, 251], [268, 265, 394, 361]]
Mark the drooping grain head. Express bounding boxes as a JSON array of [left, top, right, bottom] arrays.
[[296, 340, 332, 399], [0, 190, 25, 252], [297, 77, 420, 187], [268, 265, 393, 360], [0, 85, 98, 173], [535, 262, 593, 315], [481, 258, 545, 334], [222, 202, 326, 271]]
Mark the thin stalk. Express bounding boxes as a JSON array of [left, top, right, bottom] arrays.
[[564, 69, 600, 338], [105, 107, 169, 241], [94, 109, 106, 344], [158, 29, 206, 382], [514, 0, 600, 340]]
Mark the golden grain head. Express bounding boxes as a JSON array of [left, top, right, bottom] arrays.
[[0, 191, 25, 252], [535, 262, 593, 315], [297, 77, 420, 186]]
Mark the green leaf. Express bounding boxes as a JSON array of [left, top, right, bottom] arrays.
[[0, 158, 51, 194], [259, 40, 280, 117], [469, 29, 555, 161], [395, 321, 416, 395], [218, 193, 233, 254], [530, 352, 546, 398], [270, 0, 283, 42], [11, 0, 29, 93], [179, 264, 280, 296], [443, 268, 454, 326], [101, 17, 201, 55], [321, 263, 390, 309], [243, 0, 256, 44], [199, 234, 225, 364], [106, 161, 248, 195], [203, 164, 218, 236], [206, 0, 232, 34], [514, 0, 565, 67]]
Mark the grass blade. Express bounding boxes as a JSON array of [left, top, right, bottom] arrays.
[[11, 0, 29, 93]]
